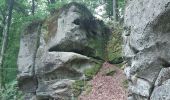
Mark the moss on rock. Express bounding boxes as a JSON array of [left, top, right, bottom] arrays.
[[84, 63, 102, 80]]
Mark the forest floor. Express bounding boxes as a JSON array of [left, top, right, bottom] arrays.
[[79, 62, 128, 100]]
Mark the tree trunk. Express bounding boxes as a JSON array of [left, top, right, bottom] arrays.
[[0, 0, 14, 88], [32, 0, 35, 15], [113, 0, 118, 20], [0, 19, 7, 88], [47, 0, 50, 4]]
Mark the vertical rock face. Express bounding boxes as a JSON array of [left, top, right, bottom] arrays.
[[123, 0, 170, 99], [17, 22, 40, 93], [17, 2, 110, 100]]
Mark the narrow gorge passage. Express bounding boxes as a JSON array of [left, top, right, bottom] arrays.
[[79, 62, 128, 100]]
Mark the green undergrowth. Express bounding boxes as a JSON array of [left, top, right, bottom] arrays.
[[3, 22, 21, 83], [71, 80, 92, 98], [84, 63, 102, 80], [83, 83, 93, 95], [0, 80, 24, 100], [71, 80, 87, 97], [122, 80, 128, 89], [106, 21, 123, 64]]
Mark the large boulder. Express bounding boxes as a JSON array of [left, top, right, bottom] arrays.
[[43, 3, 110, 59], [123, 0, 170, 99], [35, 51, 101, 99], [17, 2, 110, 100]]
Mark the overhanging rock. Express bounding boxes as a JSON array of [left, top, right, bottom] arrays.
[[17, 2, 110, 100]]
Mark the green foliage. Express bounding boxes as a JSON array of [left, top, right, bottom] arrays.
[[3, 12, 25, 83], [109, 57, 123, 64], [106, 0, 113, 17], [71, 80, 92, 98], [84, 63, 101, 79], [106, 21, 123, 64], [83, 83, 92, 95], [72, 80, 87, 97], [118, 0, 125, 10], [46, 0, 104, 15], [76, 0, 102, 13], [0, 80, 24, 100], [118, 0, 125, 18], [88, 38, 103, 59], [105, 0, 125, 19], [122, 80, 128, 89], [47, 0, 69, 11], [3, 29, 20, 82]]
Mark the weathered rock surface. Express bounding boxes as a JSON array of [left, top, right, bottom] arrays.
[[17, 22, 41, 93], [128, 78, 152, 97], [17, 2, 110, 100], [155, 68, 170, 86], [35, 51, 101, 99], [123, 0, 170, 99], [151, 79, 170, 100], [44, 3, 110, 59], [123, 0, 170, 100]]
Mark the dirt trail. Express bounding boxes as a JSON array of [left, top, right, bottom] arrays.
[[79, 62, 128, 100]]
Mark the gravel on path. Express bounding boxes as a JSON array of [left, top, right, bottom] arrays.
[[79, 62, 128, 100]]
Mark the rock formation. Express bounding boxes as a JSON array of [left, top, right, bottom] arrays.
[[123, 0, 170, 100], [17, 2, 110, 100]]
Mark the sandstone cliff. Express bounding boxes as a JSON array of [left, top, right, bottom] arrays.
[[123, 0, 170, 99], [17, 2, 110, 100]]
